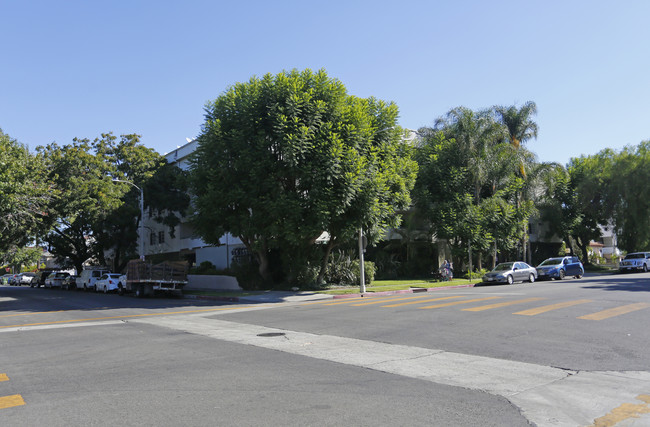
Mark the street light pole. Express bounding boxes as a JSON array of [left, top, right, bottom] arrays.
[[112, 179, 145, 261], [359, 227, 366, 294]]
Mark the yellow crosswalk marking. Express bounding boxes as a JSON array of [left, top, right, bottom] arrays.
[[382, 296, 464, 307], [578, 303, 650, 320], [0, 374, 8, 382], [352, 295, 439, 306], [514, 299, 593, 316], [0, 394, 25, 409], [320, 297, 371, 306], [322, 295, 411, 306], [418, 296, 501, 309], [462, 297, 545, 311]]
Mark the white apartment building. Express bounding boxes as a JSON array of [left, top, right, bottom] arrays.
[[142, 139, 245, 269]]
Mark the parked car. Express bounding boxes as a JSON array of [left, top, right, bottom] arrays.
[[30, 269, 57, 288], [62, 275, 78, 290], [482, 262, 537, 285], [15, 272, 36, 286], [94, 273, 123, 293], [618, 252, 650, 273], [76, 268, 111, 291], [536, 256, 584, 280], [1, 274, 13, 285], [44, 271, 71, 288]]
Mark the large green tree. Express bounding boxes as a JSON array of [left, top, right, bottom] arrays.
[[601, 142, 650, 251], [0, 128, 52, 253], [191, 69, 417, 284], [37, 136, 125, 272], [38, 133, 188, 273]]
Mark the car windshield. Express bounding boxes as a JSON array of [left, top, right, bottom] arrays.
[[624, 253, 645, 259], [493, 263, 514, 271], [539, 258, 563, 266]]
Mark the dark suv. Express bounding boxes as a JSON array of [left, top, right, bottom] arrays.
[[536, 256, 584, 280], [30, 269, 57, 288]]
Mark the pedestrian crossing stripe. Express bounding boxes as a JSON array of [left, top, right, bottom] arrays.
[[302, 294, 650, 320], [382, 296, 465, 307], [0, 394, 25, 410], [418, 296, 502, 309], [462, 297, 545, 311], [352, 295, 447, 306], [321, 297, 375, 306], [514, 300, 594, 316], [577, 303, 650, 320]]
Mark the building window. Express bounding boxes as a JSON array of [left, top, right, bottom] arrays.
[[150, 232, 156, 245], [158, 231, 165, 244]]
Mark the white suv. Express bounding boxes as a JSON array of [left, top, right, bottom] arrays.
[[619, 252, 650, 273]]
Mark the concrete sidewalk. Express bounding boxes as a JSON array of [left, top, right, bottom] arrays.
[[183, 283, 479, 304]]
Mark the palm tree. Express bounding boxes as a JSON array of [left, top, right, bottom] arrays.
[[435, 107, 505, 204], [494, 101, 538, 177], [494, 102, 539, 263]]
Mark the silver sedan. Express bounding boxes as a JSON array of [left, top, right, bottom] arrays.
[[482, 262, 538, 285]]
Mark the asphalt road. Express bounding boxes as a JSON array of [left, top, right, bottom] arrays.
[[1, 272, 650, 426]]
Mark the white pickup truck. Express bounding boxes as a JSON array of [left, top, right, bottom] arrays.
[[619, 252, 650, 273]]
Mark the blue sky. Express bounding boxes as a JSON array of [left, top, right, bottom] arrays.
[[2, 0, 649, 165]]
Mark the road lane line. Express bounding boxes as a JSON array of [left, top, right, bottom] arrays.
[[418, 296, 501, 309], [578, 303, 650, 320], [0, 374, 8, 382], [382, 296, 464, 307], [0, 394, 25, 409], [462, 297, 545, 312], [514, 299, 593, 316], [0, 310, 65, 318], [0, 306, 255, 330]]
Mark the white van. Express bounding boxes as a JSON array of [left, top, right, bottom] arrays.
[[76, 268, 111, 291]]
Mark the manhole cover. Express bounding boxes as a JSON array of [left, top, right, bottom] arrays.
[[257, 332, 286, 337]]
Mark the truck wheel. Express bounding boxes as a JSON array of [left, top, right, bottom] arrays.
[[135, 285, 144, 298]]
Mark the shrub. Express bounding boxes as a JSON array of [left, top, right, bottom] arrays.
[[189, 261, 219, 275], [230, 261, 263, 290]]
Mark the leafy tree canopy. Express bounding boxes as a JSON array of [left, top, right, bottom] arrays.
[[0, 128, 52, 252], [191, 69, 417, 283]]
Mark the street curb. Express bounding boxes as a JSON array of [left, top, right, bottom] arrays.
[[183, 283, 478, 303], [183, 294, 242, 303]]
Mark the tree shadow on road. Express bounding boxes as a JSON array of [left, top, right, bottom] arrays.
[[579, 274, 650, 292]]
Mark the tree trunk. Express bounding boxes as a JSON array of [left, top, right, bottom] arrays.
[[521, 223, 528, 262], [316, 239, 337, 285], [256, 250, 270, 283]]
